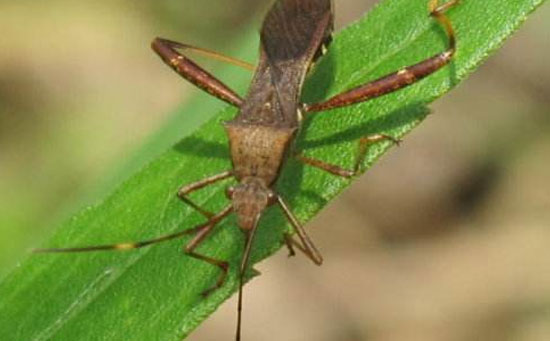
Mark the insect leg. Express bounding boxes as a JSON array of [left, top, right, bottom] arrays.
[[152, 38, 247, 108], [283, 234, 296, 257], [304, 0, 457, 113], [283, 233, 319, 260], [277, 196, 323, 265], [160, 41, 255, 71], [183, 205, 233, 297], [177, 171, 233, 219], [296, 134, 400, 178]]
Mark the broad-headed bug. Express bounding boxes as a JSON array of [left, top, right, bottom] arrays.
[[36, 0, 458, 339]]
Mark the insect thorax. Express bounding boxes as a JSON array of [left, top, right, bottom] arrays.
[[224, 121, 296, 186]]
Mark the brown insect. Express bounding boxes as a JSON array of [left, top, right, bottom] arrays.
[[35, 0, 458, 339]]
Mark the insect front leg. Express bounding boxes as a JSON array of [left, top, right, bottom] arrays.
[[183, 205, 233, 297], [296, 134, 400, 178], [177, 171, 233, 219]]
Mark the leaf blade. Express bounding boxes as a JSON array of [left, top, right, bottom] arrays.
[[0, 0, 544, 340]]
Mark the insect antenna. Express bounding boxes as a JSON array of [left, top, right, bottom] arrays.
[[235, 217, 260, 341], [33, 224, 206, 254]]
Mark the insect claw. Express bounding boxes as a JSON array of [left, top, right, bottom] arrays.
[[283, 234, 297, 257], [384, 134, 403, 146]]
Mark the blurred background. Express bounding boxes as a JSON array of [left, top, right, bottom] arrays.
[[1, 0, 548, 340]]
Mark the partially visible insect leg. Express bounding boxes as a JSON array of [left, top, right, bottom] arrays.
[[305, 0, 457, 113], [296, 134, 400, 178], [284, 233, 318, 260], [277, 196, 323, 265], [160, 41, 255, 71], [283, 234, 296, 257], [178, 171, 233, 219], [152, 38, 247, 108], [183, 205, 233, 297]]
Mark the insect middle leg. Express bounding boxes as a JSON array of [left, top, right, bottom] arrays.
[[296, 134, 400, 178]]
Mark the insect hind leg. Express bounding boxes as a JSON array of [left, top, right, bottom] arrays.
[[305, 0, 458, 113], [151, 38, 246, 108]]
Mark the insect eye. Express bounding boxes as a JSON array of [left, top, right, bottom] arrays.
[[267, 191, 277, 205], [226, 186, 235, 199]]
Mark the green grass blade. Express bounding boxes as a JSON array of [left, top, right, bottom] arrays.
[[0, 0, 544, 340]]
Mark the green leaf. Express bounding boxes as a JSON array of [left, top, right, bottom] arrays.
[[0, 0, 544, 339]]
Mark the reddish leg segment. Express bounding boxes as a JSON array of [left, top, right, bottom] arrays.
[[152, 38, 247, 108], [305, 0, 457, 113]]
